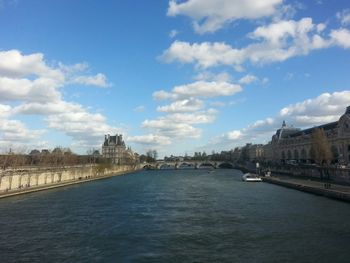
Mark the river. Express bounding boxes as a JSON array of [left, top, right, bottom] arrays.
[[0, 169, 349, 262]]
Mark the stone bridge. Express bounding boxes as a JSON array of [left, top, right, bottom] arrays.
[[142, 160, 235, 169]]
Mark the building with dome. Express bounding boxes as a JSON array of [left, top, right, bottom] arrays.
[[263, 106, 350, 165]]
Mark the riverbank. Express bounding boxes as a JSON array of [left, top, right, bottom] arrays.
[[263, 176, 350, 203], [0, 165, 139, 199]]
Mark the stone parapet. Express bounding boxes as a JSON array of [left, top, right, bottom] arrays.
[[0, 165, 139, 197]]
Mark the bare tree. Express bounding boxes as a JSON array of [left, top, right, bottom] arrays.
[[310, 128, 332, 165], [29, 149, 40, 166], [146, 150, 156, 163], [310, 128, 332, 180], [152, 150, 158, 161], [51, 147, 64, 167]]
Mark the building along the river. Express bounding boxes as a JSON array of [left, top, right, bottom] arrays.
[[263, 106, 350, 165], [102, 134, 138, 165]]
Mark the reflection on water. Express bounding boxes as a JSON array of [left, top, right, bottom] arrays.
[[0, 169, 349, 262]]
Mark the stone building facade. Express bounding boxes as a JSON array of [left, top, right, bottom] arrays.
[[248, 144, 264, 162], [102, 134, 138, 165], [264, 106, 350, 165], [231, 143, 264, 163]]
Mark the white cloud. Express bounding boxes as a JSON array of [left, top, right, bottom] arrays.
[[316, 23, 326, 32], [142, 118, 201, 139], [59, 62, 89, 74], [161, 18, 350, 70], [150, 78, 240, 146], [211, 91, 350, 147], [150, 78, 243, 147], [0, 118, 45, 143], [0, 49, 118, 151], [0, 77, 62, 102], [0, 104, 12, 118], [153, 90, 178, 101], [0, 50, 64, 80], [157, 98, 204, 113], [209, 101, 226, 107], [138, 107, 218, 147], [250, 17, 328, 50], [253, 91, 350, 133], [73, 73, 110, 87], [330, 28, 350, 48], [248, 117, 275, 130], [167, 0, 283, 34], [13, 101, 82, 115], [46, 108, 121, 149], [168, 109, 217, 124], [279, 91, 350, 122], [337, 9, 350, 26], [161, 40, 245, 69], [133, 105, 146, 112], [273, 2, 304, 21], [227, 130, 242, 140], [11, 100, 122, 149], [194, 71, 232, 82], [239, 74, 258, 85], [154, 81, 242, 100], [128, 134, 172, 146]]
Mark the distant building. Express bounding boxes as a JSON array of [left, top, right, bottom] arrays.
[[164, 155, 184, 162], [92, 150, 100, 156], [264, 106, 350, 165], [248, 144, 264, 162], [29, 149, 40, 155], [232, 143, 264, 163], [102, 134, 138, 165], [41, 149, 50, 155], [232, 147, 242, 162]]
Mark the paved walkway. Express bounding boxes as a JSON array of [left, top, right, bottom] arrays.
[[271, 176, 350, 192], [263, 175, 350, 202]]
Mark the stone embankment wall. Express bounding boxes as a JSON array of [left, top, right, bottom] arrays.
[[236, 163, 350, 183], [0, 165, 138, 193], [267, 166, 350, 183], [262, 177, 350, 202]]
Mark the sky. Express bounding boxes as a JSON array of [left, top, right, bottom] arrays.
[[0, 0, 350, 157]]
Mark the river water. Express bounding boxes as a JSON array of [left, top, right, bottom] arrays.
[[0, 169, 350, 262]]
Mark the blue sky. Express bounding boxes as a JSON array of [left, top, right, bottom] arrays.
[[0, 0, 350, 157]]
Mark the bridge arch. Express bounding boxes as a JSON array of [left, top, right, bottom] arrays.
[[142, 160, 236, 170], [158, 163, 177, 169], [217, 162, 234, 169]]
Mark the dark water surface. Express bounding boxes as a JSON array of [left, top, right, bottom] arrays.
[[0, 169, 350, 262]]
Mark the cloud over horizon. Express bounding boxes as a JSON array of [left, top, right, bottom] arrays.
[[211, 91, 350, 149], [0, 49, 118, 152]]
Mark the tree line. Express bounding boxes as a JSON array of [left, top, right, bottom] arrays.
[[139, 150, 158, 163], [0, 147, 103, 169]]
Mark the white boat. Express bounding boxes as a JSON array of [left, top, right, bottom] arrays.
[[242, 173, 262, 182]]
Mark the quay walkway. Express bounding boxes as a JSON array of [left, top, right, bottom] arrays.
[[0, 170, 134, 200], [263, 175, 350, 202]]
